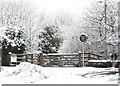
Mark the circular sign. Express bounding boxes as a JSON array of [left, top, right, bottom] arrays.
[[80, 33, 88, 42]]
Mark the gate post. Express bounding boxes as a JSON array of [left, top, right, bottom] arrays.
[[26, 53, 33, 64], [38, 53, 44, 66], [30, 54, 33, 64], [24, 54, 28, 62], [88, 53, 91, 60]]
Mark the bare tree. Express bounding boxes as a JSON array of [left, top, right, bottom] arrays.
[[81, 0, 119, 59], [54, 12, 82, 53]]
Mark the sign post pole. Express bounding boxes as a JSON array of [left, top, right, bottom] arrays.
[[80, 33, 88, 67], [83, 42, 85, 67]]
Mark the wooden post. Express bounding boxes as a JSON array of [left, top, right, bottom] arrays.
[[59, 56, 63, 67], [78, 51, 81, 67], [30, 54, 33, 64], [119, 63, 120, 85], [25, 54, 27, 62], [26, 54, 33, 64], [88, 53, 91, 60], [118, 63, 120, 78], [38, 53, 44, 66], [37, 53, 40, 65]]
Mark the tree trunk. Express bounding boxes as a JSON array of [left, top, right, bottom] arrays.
[[118, 2, 120, 61]]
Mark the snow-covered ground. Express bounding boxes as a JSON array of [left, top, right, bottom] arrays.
[[0, 62, 118, 85]]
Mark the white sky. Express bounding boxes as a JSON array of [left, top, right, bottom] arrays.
[[29, 0, 94, 16], [3, 0, 94, 16]]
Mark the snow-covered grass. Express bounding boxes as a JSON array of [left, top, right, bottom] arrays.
[[0, 62, 118, 85]]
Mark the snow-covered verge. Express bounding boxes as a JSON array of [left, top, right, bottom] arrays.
[[0, 62, 118, 85], [0, 62, 47, 84]]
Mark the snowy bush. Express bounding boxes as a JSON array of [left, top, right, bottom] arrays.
[[3, 26, 26, 54]]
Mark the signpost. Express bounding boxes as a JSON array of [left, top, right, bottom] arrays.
[[80, 33, 88, 67]]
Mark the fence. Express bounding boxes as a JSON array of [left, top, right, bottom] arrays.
[[43, 53, 101, 67], [10, 53, 26, 66], [10, 52, 102, 67]]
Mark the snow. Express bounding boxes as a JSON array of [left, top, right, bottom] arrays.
[[0, 26, 7, 36], [88, 60, 120, 62], [0, 34, 16, 47], [26, 50, 42, 54], [14, 27, 21, 33], [0, 62, 47, 84], [88, 59, 112, 62], [0, 62, 118, 85]]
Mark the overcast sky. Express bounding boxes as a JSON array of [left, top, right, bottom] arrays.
[[29, 0, 94, 16], [2, 0, 95, 16]]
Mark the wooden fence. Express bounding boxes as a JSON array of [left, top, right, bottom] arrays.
[[43, 53, 102, 67], [10, 52, 102, 67], [10, 53, 44, 66]]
